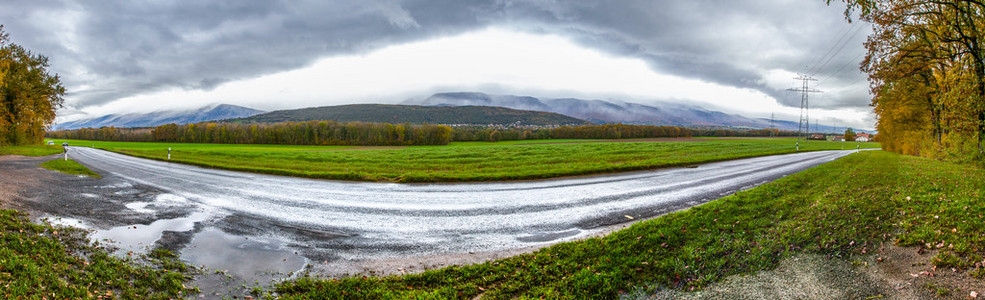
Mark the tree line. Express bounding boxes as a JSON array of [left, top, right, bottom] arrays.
[[48, 121, 810, 145], [47, 121, 456, 146], [0, 25, 65, 146], [688, 128, 799, 138], [832, 0, 984, 159]]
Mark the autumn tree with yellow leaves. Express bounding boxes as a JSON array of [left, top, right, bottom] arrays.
[[0, 25, 65, 146], [831, 0, 985, 160]]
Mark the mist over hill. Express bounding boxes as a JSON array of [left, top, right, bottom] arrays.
[[52, 93, 867, 134], [226, 104, 591, 126], [408, 92, 761, 126], [405, 92, 858, 133], [53, 104, 264, 130]]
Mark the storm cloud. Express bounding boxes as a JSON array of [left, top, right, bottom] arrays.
[[0, 0, 870, 119]]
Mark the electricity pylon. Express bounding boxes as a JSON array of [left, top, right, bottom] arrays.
[[788, 74, 822, 141]]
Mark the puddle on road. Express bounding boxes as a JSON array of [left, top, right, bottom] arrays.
[[93, 211, 212, 253], [182, 227, 307, 284]]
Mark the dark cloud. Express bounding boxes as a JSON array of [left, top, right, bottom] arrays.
[[0, 0, 869, 112]]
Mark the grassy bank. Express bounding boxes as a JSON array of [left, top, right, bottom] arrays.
[[0, 145, 64, 156], [271, 151, 984, 299], [39, 159, 101, 178], [47, 138, 880, 182], [0, 210, 194, 298]]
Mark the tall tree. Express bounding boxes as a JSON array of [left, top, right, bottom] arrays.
[[0, 25, 65, 145], [831, 0, 985, 159], [844, 127, 857, 142]]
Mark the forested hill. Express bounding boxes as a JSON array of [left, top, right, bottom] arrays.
[[224, 104, 591, 126]]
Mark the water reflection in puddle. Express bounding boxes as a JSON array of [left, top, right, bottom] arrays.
[[94, 211, 211, 252], [182, 227, 307, 283]]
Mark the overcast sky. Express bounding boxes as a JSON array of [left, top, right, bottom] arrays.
[[1, 0, 874, 129]]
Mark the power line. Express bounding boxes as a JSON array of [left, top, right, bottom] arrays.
[[787, 74, 822, 142], [806, 24, 865, 76], [769, 112, 776, 137], [800, 23, 856, 74], [818, 52, 865, 84]]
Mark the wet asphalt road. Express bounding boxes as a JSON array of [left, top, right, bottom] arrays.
[[59, 147, 856, 281]]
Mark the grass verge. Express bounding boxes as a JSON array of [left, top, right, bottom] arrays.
[[271, 151, 985, 299], [39, 159, 101, 178], [47, 138, 881, 183], [0, 145, 64, 156], [0, 210, 195, 299]]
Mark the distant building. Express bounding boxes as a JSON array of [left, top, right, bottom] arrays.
[[808, 134, 826, 140], [829, 135, 845, 142], [856, 132, 871, 142]]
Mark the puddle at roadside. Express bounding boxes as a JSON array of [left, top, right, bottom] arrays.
[[94, 211, 212, 253], [182, 227, 307, 284], [48, 211, 213, 254], [48, 212, 308, 292]]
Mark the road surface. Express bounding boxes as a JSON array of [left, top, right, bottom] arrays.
[[57, 147, 856, 280]]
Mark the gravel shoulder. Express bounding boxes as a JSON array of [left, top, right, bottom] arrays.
[[0, 154, 56, 211]]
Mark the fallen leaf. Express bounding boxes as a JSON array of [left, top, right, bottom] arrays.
[[624, 215, 634, 220]]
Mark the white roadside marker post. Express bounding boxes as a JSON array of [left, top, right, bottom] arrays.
[[168, 147, 171, 160]]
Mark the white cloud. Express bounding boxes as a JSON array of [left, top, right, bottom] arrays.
[[71, 27, 874, 129]]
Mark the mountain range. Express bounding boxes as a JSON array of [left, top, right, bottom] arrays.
[[226, 104, 590, 126], [54, 92, 858, 133], [52, 104, 264, 130], [405, 92, 805, 130]]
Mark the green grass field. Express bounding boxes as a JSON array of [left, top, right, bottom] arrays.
[[47, 138, 880, 182], [0, 145, 64, 156], [270, 151, 985, 299], [40, 159, 101, 178]]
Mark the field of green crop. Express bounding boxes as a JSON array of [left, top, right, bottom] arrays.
[[48, 138, 880, 182], [271, 150, 985, 299], [0, 145, 64, 156]]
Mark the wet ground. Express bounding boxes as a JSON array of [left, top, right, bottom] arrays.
[[3, 148, 858, 297]]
